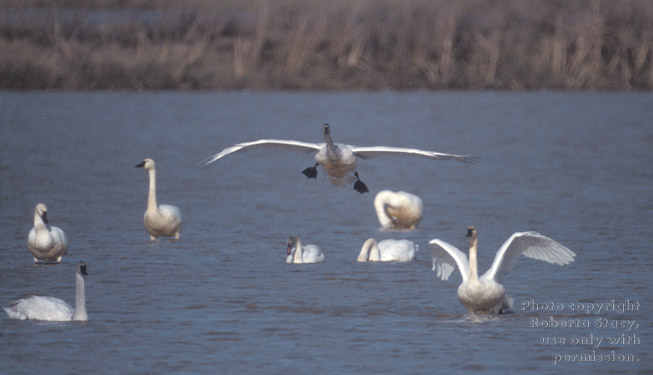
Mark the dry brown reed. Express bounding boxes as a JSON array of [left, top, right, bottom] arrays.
[[0, 0, 651, 90]]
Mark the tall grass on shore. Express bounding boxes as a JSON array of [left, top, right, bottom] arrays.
[[0, 0, 651, 90]]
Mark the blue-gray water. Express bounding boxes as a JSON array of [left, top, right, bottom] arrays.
[[1, 91, 651, 374]]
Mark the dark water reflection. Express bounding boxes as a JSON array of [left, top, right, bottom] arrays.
[[1, 91, 651, 374]]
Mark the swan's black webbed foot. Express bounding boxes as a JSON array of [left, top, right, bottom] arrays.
[[353, 172, 369, 194], [302, 163, 318, 179]]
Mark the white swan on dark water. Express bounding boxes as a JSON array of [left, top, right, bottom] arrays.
[[357, 238, 418, 262], [27, 203, 68, 263], [135, 158, 182, 240], [429, 226, 575, 314], [4, 261, 88, 322], [200, 123, 475, 194], [374, 190, 422, 230], [286, 236, 325, 264]]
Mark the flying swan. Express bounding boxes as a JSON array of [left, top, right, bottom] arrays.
[[374, 190, 423, 230], [27, 203, 68, 263], [358, 238, 418, 262], [286, 236, 325, 264], [429, 226, 576, 314], [136, 158, 182, 240], [4, 261, 88, 321], [200, 123, 475, 194]]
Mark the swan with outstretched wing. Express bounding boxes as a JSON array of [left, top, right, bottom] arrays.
[[429, 227, 575, 314], [200, 123, 475, 194]]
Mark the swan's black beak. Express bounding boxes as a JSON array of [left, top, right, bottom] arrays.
[[135, 161, 146, 168], [42, 211, 49, 224], [79, 262, 88, 276]]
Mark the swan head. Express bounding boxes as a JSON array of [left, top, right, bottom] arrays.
[[135, 158, 155, 170], [321, 123, 331, 135], [35, 203, 48, 224], [286, 236, 297, 255], [466, 226, 478, 247], [77, 261, 88, 277]]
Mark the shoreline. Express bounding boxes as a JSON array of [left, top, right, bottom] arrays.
[[1, 0, 651, 90]]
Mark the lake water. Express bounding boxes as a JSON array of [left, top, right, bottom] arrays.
[[1, 91, 651, 374]]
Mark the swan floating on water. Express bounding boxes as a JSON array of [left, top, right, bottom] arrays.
[[136, 158, 182, 240], [27, 203, 68, 263], [4, 261, 88, 321], [286, 236, 325, 264], [374, 190, 422, 230], [358, 238, 418, 262], [429, 226, 575, 314], [200, 123, 475, 194]]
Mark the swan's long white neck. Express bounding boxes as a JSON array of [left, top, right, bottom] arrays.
[[32, 208, 53, 248], [373, 192, 394, 228], [292, 238, 304, 263], [147, 168, 158, 211], [468, 234, 479, 282], [73, 271, 88, 321], [323, 130, 339, 160], [358, 238, 380, 261], [34, 210, 45, 228]]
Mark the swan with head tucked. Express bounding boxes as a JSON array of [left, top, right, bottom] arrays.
[[27, 203, 68, 263], [429, 226, 576, 314], [358, 238, 418, 262], [374, 190, 422, 230], [135, 158, 182, 240], [4, 261, 88, 321], [200, 123, 475, 194], [286, 236, 325, 264]]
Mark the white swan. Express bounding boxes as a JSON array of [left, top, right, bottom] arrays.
[[286, 236, 325, 264], [27, 203, 68, 263], [357, 238, 418, 262], [429, 226, 576, 314], [135, 158, 182, 240], [200, 123, 475, 194], [4, 261, 88, 321], [374, 190, 423, 230]]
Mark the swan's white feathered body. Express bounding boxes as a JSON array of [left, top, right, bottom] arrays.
[[314, 140, 358, 186], [5, 296, 75, 321], [358, 238, 418, 262], [200, 123, 475, 193], [429, 227, 575, 314], [286, 236, 325, 264], [143, 204, 182, 239], [374, 190, 423, 230], [27, 203, 68, 263], [4, 261, 88, 322], [136, 158, 182, 240]]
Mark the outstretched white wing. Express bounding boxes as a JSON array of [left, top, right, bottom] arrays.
[[482, 232, 576, 284], [351, 146, 477, 163], [429, 239, 470, 282], [199, 139, 322, 167]]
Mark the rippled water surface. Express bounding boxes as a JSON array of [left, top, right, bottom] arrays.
[[1, 91, 651, 374]]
